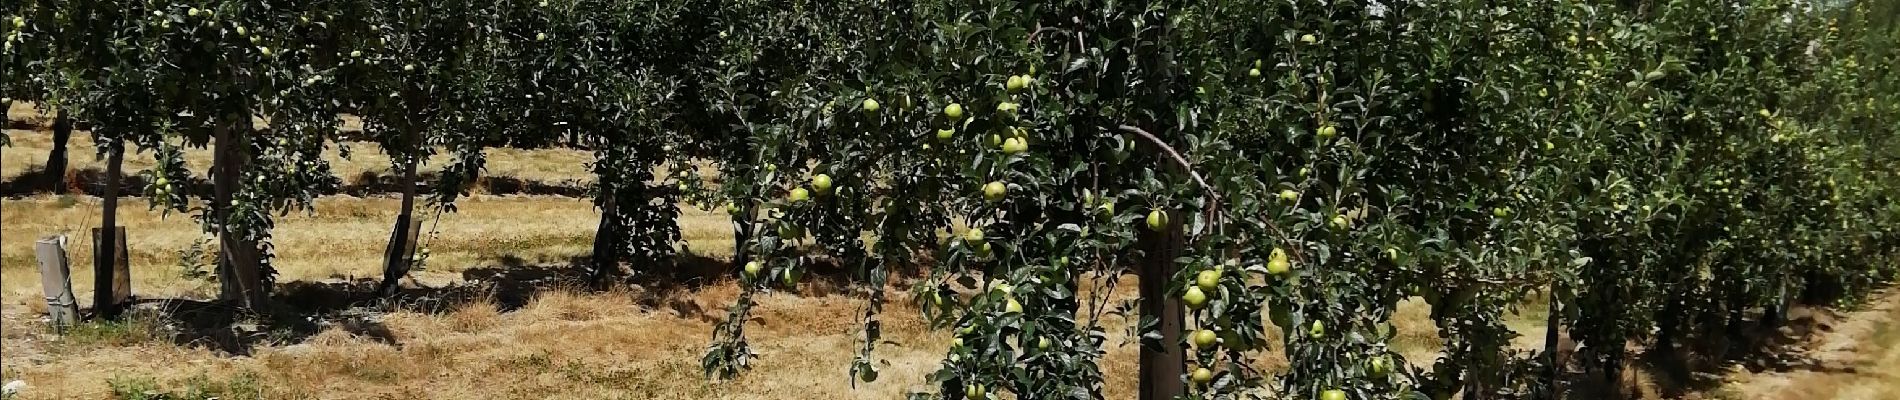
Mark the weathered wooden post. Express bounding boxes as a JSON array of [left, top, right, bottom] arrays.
[[92, 226, 131, 318], [1137, 210, 1185, 400], [34, 235, 79, 330]]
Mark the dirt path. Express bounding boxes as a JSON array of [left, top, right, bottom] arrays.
[[1716, 289, 1900, 400]]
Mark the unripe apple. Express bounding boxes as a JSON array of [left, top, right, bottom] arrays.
[[983, 181, 1007, 202]]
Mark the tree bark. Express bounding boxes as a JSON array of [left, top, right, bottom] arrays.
[[212, 120, 266, 310], [1544, 286, 1563, 399], [46, 111, 72, 192], [379, 153, 422, 296], [590, 189, 620, 288], [1137, 210, 1186, 400], [93, 140, 125, 319]]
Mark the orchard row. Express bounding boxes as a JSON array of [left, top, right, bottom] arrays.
[[4, 0, 1898, 399]]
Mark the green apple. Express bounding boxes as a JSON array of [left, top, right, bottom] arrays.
[[812, 174, 833, 194], [1037, 336, 1051, 350], [1002, 137, 1027, 154], [1196, 269, 1221, 292], [944, 103, 964, 120], [1005, 297, 1023, 314], [1280, 189, 1298, 202], [983, 181, 1007, 202], [1192, 329, 1218, 349], [937, 128, 955, 141], [1183, 286, 1208, 309], [1249, 68, 1261, 77], [1146, 210, 1169, 231], [1321, 389, 1346, 400], [964, 228, 985, 246], [789, 187, 810, 202], [1318, 124, 1337, 139], [1368, 356, 1391, 377], [1191, 367, 1213, 384], [862, 98, 880, 113], [1301, 34, 1317, 44], [1309, 320, 1325, 338], [743, 261, 763, 279]]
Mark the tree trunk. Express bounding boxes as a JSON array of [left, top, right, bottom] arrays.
[[212, 120, 266, 310], [1544, 286, 1562, 399], [590, 191, 620, 288], [46, 111, 72, 192], [378, 155, 422, 296], [93, 140, 125, 319], [1137, 210, 1185, 400]]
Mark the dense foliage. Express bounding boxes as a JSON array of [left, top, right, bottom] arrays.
[[5, 0, 1898, 398]]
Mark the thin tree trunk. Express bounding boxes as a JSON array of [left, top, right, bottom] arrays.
[[93, 139, 125, 319], [1544, 286, 1562, 399], [212, 120, 265, 310], [46, 111, 72, 192], [590, 190, 619, 288], [379, 153, 422, 296]]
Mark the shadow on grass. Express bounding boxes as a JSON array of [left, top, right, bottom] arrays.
[[111, 247, 929, 357], [0, 167, 590, 198]]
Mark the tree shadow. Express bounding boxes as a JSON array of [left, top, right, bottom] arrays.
[[0, 166, 211, 198], [338, 170, 588, 197], [1632, 305, 1854, 399], [1, 167, 590, 198], [93, 243, 935, 358]]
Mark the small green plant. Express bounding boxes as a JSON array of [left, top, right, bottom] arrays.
[[60, 316, 161, 349], [176, 235, 213, 282]]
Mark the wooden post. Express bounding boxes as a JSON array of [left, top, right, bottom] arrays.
[[91, 227, 131, 318], [35, 235, 79, 329], [1137, 212, 1186, 400]]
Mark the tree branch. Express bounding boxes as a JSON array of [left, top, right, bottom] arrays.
[[1116, 125, 1221, 207]]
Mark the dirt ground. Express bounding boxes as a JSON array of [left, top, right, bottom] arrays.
[[1712, 289, 1900, 400]]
